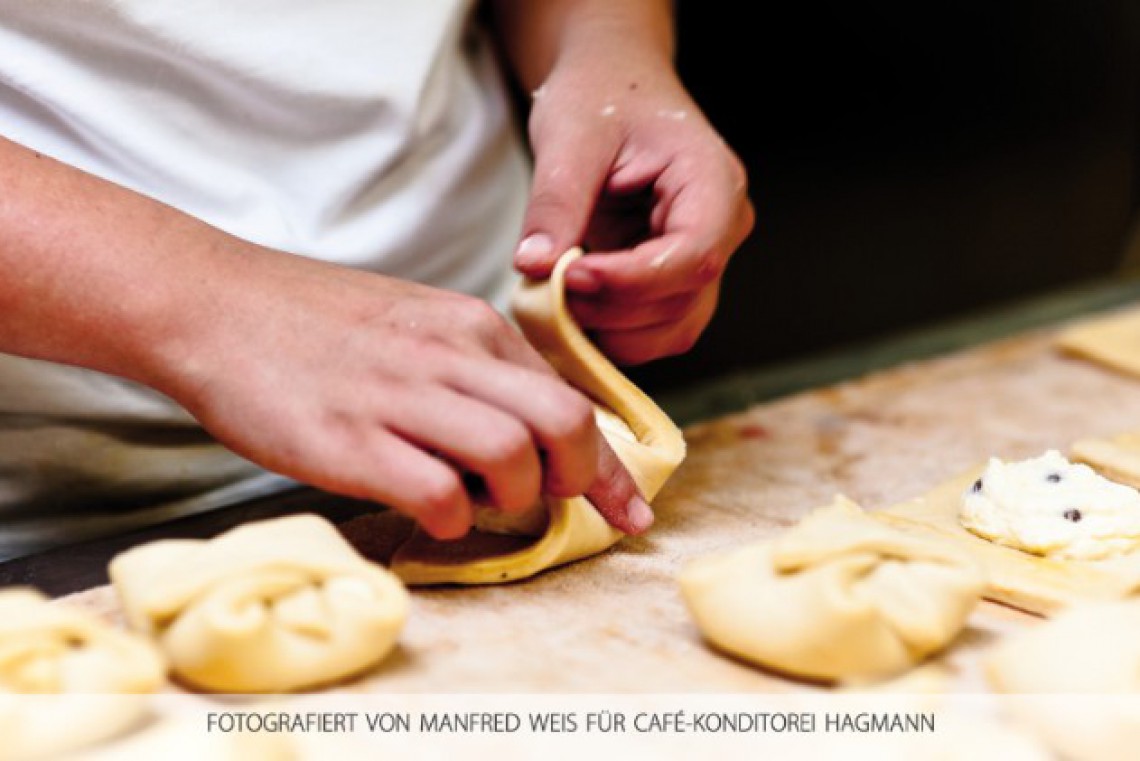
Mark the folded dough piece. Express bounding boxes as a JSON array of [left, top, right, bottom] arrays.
[[1071, 429, 1140, 491], [986, 602, 1140, 761], [0, 588, 165, 760], [679, 497, 984, 683], [1056, 306, 1140, 377], [877, 438, 1140, 615], [110, 514, 408, 693], [390, 248, 686, 585]]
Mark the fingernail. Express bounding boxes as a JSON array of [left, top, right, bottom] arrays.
[[565, 266, 602, 293], [515, 233, 554, 266], [426, 499, 473, 541], [626, 494, 655, 533]]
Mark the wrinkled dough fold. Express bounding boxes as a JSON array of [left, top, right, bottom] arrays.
[[390, 248, 686, 585], [110, 514, 408, 692], [0, 588, 165, 759], [680, 497, 984, 683]]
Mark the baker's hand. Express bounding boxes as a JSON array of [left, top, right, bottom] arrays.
[[161, 247, 652, 539], [513, 38, 754, 365]]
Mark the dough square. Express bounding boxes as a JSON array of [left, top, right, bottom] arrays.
[[1056, 306, 1140, 377], [1071, 430, 1140, 491], [874, 452, 1140, 616]]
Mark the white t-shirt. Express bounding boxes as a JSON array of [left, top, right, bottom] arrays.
[[0, 1, 530, 558]]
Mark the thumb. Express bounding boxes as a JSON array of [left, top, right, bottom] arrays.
[[585, 438, 655, 535], [514, 118, 619, 279]]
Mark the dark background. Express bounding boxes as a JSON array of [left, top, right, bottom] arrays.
[[631, 0, 1140, 391]]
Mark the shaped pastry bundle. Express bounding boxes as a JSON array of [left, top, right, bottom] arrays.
[[679, 497, 985, 682], [390, 249, 686, 585], [110, 514, 408, 693], [0, 588, 165, 759]]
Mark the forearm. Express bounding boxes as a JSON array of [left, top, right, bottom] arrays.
[[0, 122, 652, 536], [489, 0, 675, 93], [0, 135, 241, 390]]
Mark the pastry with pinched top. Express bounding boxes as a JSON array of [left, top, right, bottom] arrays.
[[110, 514, 408, 693], [0, 588, 165, 758], [679, 496, 984, 683]]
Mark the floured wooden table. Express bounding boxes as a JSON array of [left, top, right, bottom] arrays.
[[50, 301, 1140, 693]]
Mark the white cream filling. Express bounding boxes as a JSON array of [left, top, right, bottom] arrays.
[[959, 450, 1140, 560]]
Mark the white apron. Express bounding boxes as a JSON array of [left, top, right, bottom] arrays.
[[0, 0, 529, 559]]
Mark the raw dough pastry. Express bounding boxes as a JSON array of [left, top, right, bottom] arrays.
[[960, 450, 1140, 560], [390, 248, 686, 585], [877, 438, 1140, 615], [0, 588, 165, 760], [110, 514, 408, 693], [987, 601, 1140, 693], [1071, 429, 1140, 491], [1056, 306, 1140, 377], [986, 602, 1140, 761], [678, 496, 984, 683]]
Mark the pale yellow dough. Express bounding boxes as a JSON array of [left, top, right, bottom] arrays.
[[986, 601, 1140, 761], [390, 248, 686, 585], [110, 514, 408, 693], [0, 588, 165, 760], [678, 496, 984, 683], [1071, 429, 1140, 491], [987, 600, 1140, 693], [877, 432, 1140, 615], [1056, 306, 1140, 377]]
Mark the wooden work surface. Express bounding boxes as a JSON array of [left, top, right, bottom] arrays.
[[53, 319, 1140, 693]]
